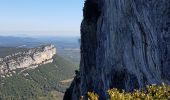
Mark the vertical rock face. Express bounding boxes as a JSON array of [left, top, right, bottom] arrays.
[[64, 0, 170, 99]]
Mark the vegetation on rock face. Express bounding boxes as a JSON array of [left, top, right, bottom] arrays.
[[87, 92, 99, 100], [88, 83, 170, 100]]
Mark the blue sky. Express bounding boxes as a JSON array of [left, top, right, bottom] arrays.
[[0, 0, 84, 37]]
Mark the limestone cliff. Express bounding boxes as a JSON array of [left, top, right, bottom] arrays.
[[64, 0, 170, 99], [0, 45, 56, 77]]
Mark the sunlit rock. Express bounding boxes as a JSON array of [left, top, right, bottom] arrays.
[[0, 45, 56, 77]]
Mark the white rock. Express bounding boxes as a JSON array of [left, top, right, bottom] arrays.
[[0, 44, 56, 76]]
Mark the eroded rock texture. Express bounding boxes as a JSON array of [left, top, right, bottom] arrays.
[[64, 0, 170, 99], [0, 45, 56, 77]]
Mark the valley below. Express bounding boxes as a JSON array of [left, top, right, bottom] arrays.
[[0, 36, 80, 100]]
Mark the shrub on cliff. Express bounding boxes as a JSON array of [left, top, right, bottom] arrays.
[[88, 83, 170, 100]]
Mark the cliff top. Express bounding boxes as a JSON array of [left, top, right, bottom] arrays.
[[0, 44, 55, 61]]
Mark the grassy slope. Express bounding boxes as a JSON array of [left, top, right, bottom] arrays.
[[0, 47, 28, 57], [0, 54, 78, 100]]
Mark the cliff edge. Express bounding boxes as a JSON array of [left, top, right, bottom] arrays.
[[0, 45, 56, 77], [64, 0, 170, 99]]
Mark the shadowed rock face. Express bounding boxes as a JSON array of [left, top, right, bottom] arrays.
[[64, 0, 170, 99]]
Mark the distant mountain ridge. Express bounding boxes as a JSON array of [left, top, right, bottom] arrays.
[[0, 36, 80, 63], [0, 44, 56, 77], [0, 36, 43, 48]]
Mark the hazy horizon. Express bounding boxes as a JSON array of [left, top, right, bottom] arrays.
[[0, 0, 83, 37], [0, 32, 80, 37]]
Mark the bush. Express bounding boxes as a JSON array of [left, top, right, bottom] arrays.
[[88, 83, 170, 100]]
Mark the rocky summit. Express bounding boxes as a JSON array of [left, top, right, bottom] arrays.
[[64, 0, 170, 100], [0, 45, 56, 77]]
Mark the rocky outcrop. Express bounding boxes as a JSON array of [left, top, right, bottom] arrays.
[[64, 0, 170, 99], [0, 45, 56, 77]]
